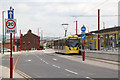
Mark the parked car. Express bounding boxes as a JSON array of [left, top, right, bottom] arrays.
[[1, 48, 11, 52]]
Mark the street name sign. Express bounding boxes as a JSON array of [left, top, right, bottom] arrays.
[[5, 19, 17, 33], [8, 10, 14, 19]]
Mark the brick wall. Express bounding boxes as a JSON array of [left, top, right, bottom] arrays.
[[21, 30, 40, 50]]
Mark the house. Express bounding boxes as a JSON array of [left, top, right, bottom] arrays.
[[21, 30, 40, 50]]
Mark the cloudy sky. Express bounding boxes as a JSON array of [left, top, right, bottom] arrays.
[[0, 0, 119, 38]]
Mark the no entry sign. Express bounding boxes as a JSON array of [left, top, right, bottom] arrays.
[[5, 19, 17, 33]]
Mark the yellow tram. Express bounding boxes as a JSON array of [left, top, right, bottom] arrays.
[[54, 35, 80, 54]]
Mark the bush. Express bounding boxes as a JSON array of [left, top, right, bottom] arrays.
[[40, 44, 44, 49]]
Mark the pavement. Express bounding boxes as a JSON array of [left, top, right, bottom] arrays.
[[0, 50, 37, 79]]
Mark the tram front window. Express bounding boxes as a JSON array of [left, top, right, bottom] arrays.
[[67, 39, 79, 47]]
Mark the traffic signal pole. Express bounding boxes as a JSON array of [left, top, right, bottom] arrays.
[[10, 33, 13, 78]]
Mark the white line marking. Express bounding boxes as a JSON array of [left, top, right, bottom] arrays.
[[45, 62, 49, 64], [53, 58, 57, 61], [28, 60, 31, 62], [86, 77, 94, 80], [65, 69, 78, 75], [34, 54, 49, 64], [52, 65, 60, 68]]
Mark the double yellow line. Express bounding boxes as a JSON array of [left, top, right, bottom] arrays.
[[14, 55, 35, 80], [15, 69, 34, 79]]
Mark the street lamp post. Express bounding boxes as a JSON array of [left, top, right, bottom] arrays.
[[62, 24, 69, 37]]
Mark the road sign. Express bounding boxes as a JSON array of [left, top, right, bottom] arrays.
[[5, 19, 17, 33], [81, 25, 86, 32], [8, 10, 14, 19], [81, 34, 86, 40]]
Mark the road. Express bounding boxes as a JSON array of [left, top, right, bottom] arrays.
[[2, 50, 118, 79]]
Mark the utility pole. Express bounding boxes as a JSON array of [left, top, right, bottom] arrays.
[[76, 21, 78, 35], [38, 28, 40, 50], [20, 30, 21, 51], [2, 11, 5, 54], [71, 16, 78, 35], [98, 9, 100, 51], [41, 30, 43, 41]]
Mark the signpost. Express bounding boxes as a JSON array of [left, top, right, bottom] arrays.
[[5, 7, 17, 78], [81, 25, 86, 61]]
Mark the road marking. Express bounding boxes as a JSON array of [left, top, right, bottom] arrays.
[[42, 60, 49, 64], [28, 59, 31, 62], [15, 69, 33, 79], [34, 54, 49, 64], [52, 65, 60, 68], [86, 77, 94, 80], [53, 58, 57, 61], [65, 69, 78, 75], [45, 62, 49, 64]]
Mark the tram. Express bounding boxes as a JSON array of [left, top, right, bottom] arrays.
[[54, 35, 81, 54]]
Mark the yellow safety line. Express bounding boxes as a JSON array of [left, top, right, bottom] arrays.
[[15, 69, 36, 80], [14, 55, 35, 80], [15, 69, 32, 78], [15, 70, 29, 78]]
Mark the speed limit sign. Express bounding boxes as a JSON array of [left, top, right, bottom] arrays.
[[5, 19, 17, 33]]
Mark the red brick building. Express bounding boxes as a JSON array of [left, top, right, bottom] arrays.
[[21, 30, 40, 50]]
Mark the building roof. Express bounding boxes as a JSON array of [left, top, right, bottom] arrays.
[[22, 29, 40, 38], [77, 26, 120, 36], [90, 26, 120, 34]]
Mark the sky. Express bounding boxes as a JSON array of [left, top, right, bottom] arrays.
[[0, 0, 119, 38]]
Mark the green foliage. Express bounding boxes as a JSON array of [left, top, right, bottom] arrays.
[[48, 45, 52, 48], [40, 44, 44, 49]]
